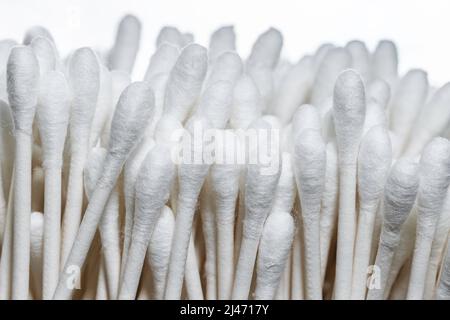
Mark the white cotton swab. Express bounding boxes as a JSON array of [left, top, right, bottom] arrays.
[[164, 117, 212, 300], [389, 69, 428, 154], [351, 125, 392, 299], [246, 28, 283, 111], [367, 158, 419, 300], [436, 236, 450, 300], [143, 43, 179, 82], [23, 26, 54, 45], [345, 40, 370, 83], [163, 44, 208, 123], [146, 206, 175, 299], [293, 129, 326, 300], [210, 136, 240, 300], [108, 14, 141, 74], [332, 69, 366, 300], [404, 83, 450, 156], [7, 46, 39, 300], [371, 40, 398, 88], [319, 142, 339, 282], [407, 137, 450, 300], [271, 56, 314, 124], [270, 152, 296, 300], [271, 153, 296, 215], [30, 36, 57, 75], [54, 81, 155, 300], [121, 136, 155, 279], [61, 47, 100, 266], [36, 70, 70, 299], [230, 75, 262, 130], [119, 144, 175, 300], [311, 48, 352, 109], [83, 147, 121, 299], [232, 120, 281, 300], [156, 26, 185, 49], [209, 26, 236, 63], [254, 210, 295, 300]]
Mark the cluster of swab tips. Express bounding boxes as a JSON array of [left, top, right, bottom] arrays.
[[0, 14, 449, 300]]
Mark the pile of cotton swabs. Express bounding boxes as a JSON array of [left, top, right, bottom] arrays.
[[0, 14, 449, 300]]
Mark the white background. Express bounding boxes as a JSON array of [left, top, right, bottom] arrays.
[[0, 0, 449, 85]]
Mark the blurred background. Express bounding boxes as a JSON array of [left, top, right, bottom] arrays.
[[0, 0, 449, 85]]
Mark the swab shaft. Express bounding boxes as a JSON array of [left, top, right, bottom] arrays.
[[12, 132, 32, 300], [334, 164, 357, 300], [351, 202, 378, 299], [42, 167, 62, 299]]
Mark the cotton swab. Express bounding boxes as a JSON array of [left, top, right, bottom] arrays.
[[345, 40, 370, 83], [351, 125, 392, 299], [271, 56, 314, 124], [311, 48, 351, 109], [293, 128, 326, 300], [254, 210, 295, 300], [246, 28, 283, 111], [61, 47, 100, 266], [403, 83, 450, 157], [389, 69, 428, 154], [333, 69, 366, 299], [367, 158, 419, 300], [36, 71, 70, 299], [232, 120, 281, 300], [30, 36, 57, 75], [164, 117, 212, 299], [54, 81, 154, 299], [8, 46, 39, 300], [209, 26, 236, 63], [156, 26, 185, 49], [371, 40, 398, 88], [407, 137, 450, 299], [119, 144, 175, 299], [108, 14, 141, 74]]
